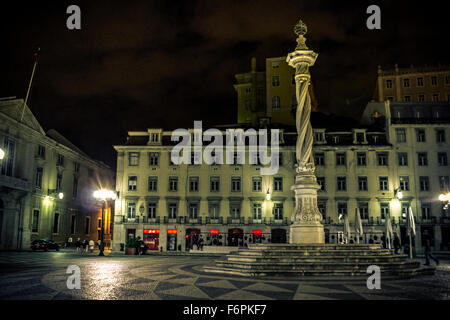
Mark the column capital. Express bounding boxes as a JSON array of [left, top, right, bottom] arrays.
[[286, 50, 318, 69]]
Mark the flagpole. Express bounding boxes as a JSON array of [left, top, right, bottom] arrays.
[[20, 48, 40, 122]]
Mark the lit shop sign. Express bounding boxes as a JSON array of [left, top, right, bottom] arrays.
[[167, 229, 178, 234], [252, 230, 262, 235], [209, 230, 220, 235], [143, 229, 160, 234]]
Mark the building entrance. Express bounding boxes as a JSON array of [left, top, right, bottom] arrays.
[[227, 228, 243, 246]]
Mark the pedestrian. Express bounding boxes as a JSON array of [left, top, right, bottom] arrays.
[[135, 236, 142, 255], [368, 236, 374, 244], [381, 232, 386, 248], [199, 237, 204, 251], [67, 236, 73, 248], [89, 239, 95, 253], [82, 239, 88, 253], [393, 233, 401, 254], [423, 230, 439, 266], [75, 238, 81, 252]]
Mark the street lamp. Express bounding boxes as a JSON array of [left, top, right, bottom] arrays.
[[93, 189, 116, 256], [439, 193, 450, 211]]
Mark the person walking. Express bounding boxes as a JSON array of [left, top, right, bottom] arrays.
[[67, 236, 73, 248], [82, 239, 88, 253], [75, 238, 81, 252], [89, 239, 95, 253], [423, 230, 439, 266], [393, 233, 401, 254]]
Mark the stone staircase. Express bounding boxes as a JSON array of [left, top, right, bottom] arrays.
[[204, 244, 435, 278]]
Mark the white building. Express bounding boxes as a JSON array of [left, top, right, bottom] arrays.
[[112, 101, 450, 253], [0, 97, 114, 250]]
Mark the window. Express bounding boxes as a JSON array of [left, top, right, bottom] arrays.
[[85, 217, 90, 234], [386, 80, 393, 88], [127, 203, 136, 218], [377, 152, 388, 166], [252, 203, 262, 220], [318, 202, 326, 219], [355, 132, 365, 143], [398, 153, 408, 166], [438, 152, 448, 166], [72, 177, 78, 198], [189, 203, 199, 219], [149, 152, 160, 166], [272, 96, 280, 110], [419, 176, 430, 192], [150, 133, 160, 143], [128, 176, 137, 191], [209, 203, 220, 219], [338, 202, 347, 216], [53, 213, 60, 234], [439, 176, 449, 191], [231, 177, 241, 192], [314, 132, 325, 143], [32, 210, 39, 233], [57, 154, 64, 166], [252, 177, 262, 192], [210, 176, 220, 192], [379, 177, 389, 191], [433, 94, 439, 102], [70, 215, 76, 234], [421, 204, 431, 220], [403, 78, 410, 87], [399, 176, 410, 191], [169, 177, 178, 192], [418, 152, 428, 166], [1, 138, 15, 176], [230, 203, 241, 218], [431, 76, 437, 86], [417, 77, 424, 87], [436, 130, 446, 143], [358, 176, 368, 191], [273, 203, 283, 220], [148, 176, 158, 192], [359, 203, 369, 220], [272, 76, 280, 86], [273, 177, 283, 191], [314, 153, 325, 166], [168, 203, 177, 219], [74, 162, 80, 173], [37, 145, 45, 159], [336, 152, 346, 166], [416, 129, 426, 142], [357, 152, 367, 166], [189, 176, 199, 192], [396, 128, 406, 143], [128, 152, 139, 166], [35, 167, 43, 188], [148, 203, 157, 218], [337, 177, 347, 191], [317, 177, 325, 191], [403, 96, 411, 102], [418, 94, 425, 102], [56, 174, 63, 191], [380, 203, 389, 219]]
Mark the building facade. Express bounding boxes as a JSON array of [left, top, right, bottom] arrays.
[[0, 97, 114, 250], [376, 64, 450, 103], [112, 101, 450, 253]]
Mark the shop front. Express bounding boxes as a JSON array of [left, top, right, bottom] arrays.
[[251, 230, 263, 243], [167, 229, 178, 251], [185, 228, 201, 250], [207, 229, 223, 246], [227, 228, 243, 246], [143, 229, 160, 251]]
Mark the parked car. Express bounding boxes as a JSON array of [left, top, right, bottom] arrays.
[[30, 239, 60, 251]]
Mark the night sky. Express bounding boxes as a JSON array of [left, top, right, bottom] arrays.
[[1, 0, 450, 169]]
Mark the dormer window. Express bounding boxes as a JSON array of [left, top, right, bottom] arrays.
[[313, 130, 326, 144], [150, 133, 159, 143], [353, 130, 367, 144], [332, 136, 339, 144]]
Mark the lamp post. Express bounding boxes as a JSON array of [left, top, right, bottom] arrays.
[[0, 148, 5, 160], [93, 189, 116, 256], [439, 193, 450, 212]]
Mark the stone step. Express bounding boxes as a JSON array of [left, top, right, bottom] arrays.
[[235, 249, 393, 256], [226, 255, 408, 263], [204, 265, 435, 278], [246, 244, 383, 251]]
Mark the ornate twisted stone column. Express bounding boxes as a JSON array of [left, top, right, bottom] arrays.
[[287, 20, 324, 244]]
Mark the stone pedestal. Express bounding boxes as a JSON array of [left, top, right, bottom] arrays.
[[289, 173, 325, 244]]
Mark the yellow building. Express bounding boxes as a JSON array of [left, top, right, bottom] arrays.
[[376, 64, 450, 103], [235, 57, 318, 126]]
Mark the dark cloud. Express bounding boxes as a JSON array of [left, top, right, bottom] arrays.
[[1, 0, 449, 167]]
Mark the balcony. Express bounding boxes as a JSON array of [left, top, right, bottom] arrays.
[[227, 217, 245, 225], [205, 217, 223, 224], [142, 216, 160, 224], [0, 175, 31, 192]]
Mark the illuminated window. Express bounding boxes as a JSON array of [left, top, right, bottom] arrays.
[[379, 177, 389, 191], [128, 152, 139, 166], [128, 176, 137, 191]]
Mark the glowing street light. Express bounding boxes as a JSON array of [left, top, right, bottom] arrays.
[[94, 189, 116, 256], [0, 148, 4, 160], [266, 189, 271, 201]]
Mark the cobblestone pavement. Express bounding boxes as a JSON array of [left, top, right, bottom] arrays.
[[0, 251, 448, 300]]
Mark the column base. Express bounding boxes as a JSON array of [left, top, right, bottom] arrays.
[[289, 222, 325, 244]]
